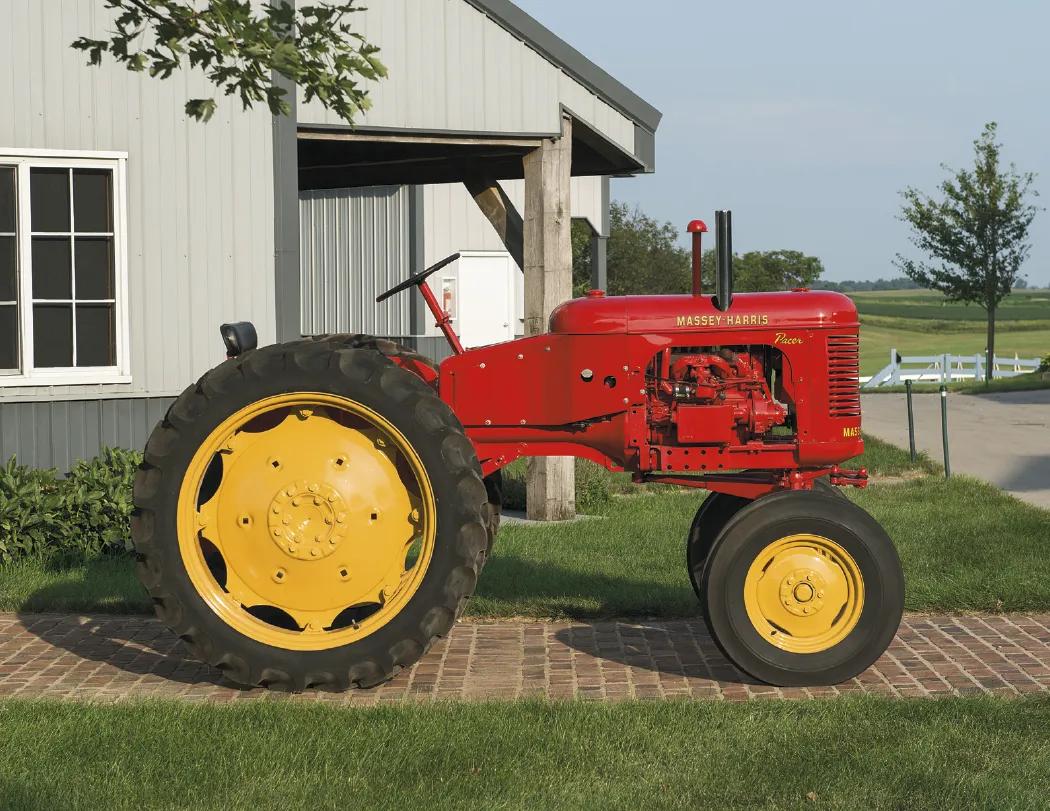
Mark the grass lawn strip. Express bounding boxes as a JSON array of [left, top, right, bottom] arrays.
[[1, 697, 1049, 810]]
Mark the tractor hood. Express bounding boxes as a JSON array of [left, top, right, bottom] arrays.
[[548, 290, 859, 334]]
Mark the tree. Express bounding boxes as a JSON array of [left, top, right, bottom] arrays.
[[73, 1, 386, 123], [895, 122, 1040, 381], [603, 202, 692, 296], [702, 249, 824, 293], [575, 202, 828, 298]]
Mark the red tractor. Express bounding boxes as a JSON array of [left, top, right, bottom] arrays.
[[133, 211, 903, 690]]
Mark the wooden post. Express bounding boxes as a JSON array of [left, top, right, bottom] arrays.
[[463, 179, 524, 271], [522, 116, 575, 521]]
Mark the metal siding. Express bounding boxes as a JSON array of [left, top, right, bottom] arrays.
[[0, 397, 174, 470], [299, 187, 411, 336], [295, 0, 637, 156], [0, 0, 276, 404]]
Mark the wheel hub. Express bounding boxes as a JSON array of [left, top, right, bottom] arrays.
[[779, 568, 826, 617], [743, 533, 864, 654], [177, 394, 437, 651], [267, 480, 348, 561]]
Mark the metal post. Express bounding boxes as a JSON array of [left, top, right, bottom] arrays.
[[905, 379, 917, 463], [939, 384, 951, 479]]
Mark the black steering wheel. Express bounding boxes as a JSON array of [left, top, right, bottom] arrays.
[[375, 253, 461, 304]]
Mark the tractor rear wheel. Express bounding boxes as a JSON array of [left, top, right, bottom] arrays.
[[308, 334, 502, 555], [687, 479, 845, 601], [699, 490, 903, 686], [133, 339, 489, 690]]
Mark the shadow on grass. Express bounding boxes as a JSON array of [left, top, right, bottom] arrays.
[[473, 554, 698, 620]]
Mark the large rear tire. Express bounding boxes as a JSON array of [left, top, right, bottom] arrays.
[[700, 489, 903, 686], [133, 339, 489, 691]]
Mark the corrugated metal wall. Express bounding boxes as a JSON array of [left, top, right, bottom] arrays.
[[299, 186, 412, 337], [296, 0, 636, 156], [0, 396, 173, 471], [0, 0, 276, 405]]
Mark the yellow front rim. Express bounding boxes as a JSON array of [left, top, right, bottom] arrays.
[[176, 393, 436, 651], [743, 534, 864, 654]]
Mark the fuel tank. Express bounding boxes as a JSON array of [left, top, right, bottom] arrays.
[[549, 290, 859, 335]]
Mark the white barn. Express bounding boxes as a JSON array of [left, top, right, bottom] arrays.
[[0, 0, 661, 469]]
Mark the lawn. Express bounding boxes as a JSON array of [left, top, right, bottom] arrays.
[[1, 697, 1049, 810], [847, 289, 1050, 376], [4, 437, 1049, 618]]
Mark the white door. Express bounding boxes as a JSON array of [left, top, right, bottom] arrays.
[[456, 253, 515, 349]]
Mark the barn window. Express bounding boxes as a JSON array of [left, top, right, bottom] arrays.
[[0, 152, 129, 385]]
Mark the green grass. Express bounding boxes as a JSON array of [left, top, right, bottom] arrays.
[[4, 437, 1048, 617], [859, 320, 1049, 376], [850, 288, 1050, 321], [849, 289, 1050, 376], [2, 697, 1050, 810]]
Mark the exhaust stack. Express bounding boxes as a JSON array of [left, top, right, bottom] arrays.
[[687, 219, 708, 296], [714, 210, 734, 312]]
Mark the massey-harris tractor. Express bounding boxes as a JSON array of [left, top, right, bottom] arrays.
[[133, 211, 904, 690]]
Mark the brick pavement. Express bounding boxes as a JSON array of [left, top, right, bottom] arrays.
[[1, 613, 1049, 704]]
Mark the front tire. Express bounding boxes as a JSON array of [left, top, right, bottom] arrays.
[[133, 340, 489, 691], [687, 479, 845, 601], [700, 490, 903, 686]]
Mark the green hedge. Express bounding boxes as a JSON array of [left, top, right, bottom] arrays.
[[0, 447, 140, 566]]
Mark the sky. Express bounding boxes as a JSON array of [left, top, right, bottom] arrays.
[[514, 0, 1050, 285]]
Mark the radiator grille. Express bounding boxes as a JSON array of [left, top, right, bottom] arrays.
[[827, 334, 862, 418]]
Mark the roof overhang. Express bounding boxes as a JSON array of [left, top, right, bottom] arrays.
[[297, 121, 647, 191]]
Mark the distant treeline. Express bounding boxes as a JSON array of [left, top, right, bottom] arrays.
[[814, 277, 921, 292], [815, 277, 1032, 292]]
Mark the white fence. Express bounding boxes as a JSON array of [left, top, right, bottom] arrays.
[[862, 350, 1042, 388]]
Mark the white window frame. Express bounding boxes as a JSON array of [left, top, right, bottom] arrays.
[[0, 148, 130, 386]]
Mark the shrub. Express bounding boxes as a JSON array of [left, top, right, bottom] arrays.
[[64, 447, 142, 558], [1039, 353, 1050, 373], [0, 459, 70, 564], [0, 448, 141, 566]]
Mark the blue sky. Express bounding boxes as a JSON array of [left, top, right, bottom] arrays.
[[515, 0, 1050, 284]]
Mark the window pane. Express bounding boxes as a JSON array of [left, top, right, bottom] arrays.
[[74, 237, 114, 299], [0, 167, 15, 233], [0, 305, 17, 369], [0, 236, 15, 301], [30, 168, 70, 232], [31, 237, 72, 299], [76, 304, 115, 367], [73, 170, 112, 233], [33, 304, 73, 367]]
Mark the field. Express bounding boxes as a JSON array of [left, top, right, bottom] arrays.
[[849, 289, 1050, 376]]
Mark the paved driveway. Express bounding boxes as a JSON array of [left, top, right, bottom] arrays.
[[861, 390, 1050, 509]]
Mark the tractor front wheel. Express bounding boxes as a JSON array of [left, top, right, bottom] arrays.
[[133, 339, 489, 690], [687, 478, 846, 601], [699, 489, 903, 686]]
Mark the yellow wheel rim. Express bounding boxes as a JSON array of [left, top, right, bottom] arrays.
[[743, 534, 864, 654], [176, 393, 436, 651]]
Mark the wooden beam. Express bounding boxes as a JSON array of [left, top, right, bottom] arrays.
[[522, 116, 575, 521], [464, 179, 525, 271]]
